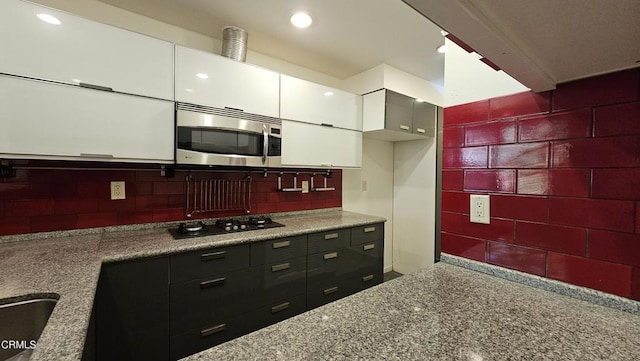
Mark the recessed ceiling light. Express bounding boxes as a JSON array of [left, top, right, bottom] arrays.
[[323, 91, 334, 96], [290, 12, 312, 28], [196, 73, 209, 79], [437, 45, 447, 54], [37, 13, 61, 25]]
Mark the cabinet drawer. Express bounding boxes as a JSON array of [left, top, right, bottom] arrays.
[[170, 267, 259, 335], [347, 264, 384, 292], [307, 249, 349, 290], [350, 239, 384, 260], [170, 244, 250, 284], [307, 282, 354, 310], [248, 294, 307, 332], [170, 314, 248, 361], [250, 235, 307, 265], [350, 223, 384, 245], [307, 228, 350, 254], [257, 256, 307, 305]]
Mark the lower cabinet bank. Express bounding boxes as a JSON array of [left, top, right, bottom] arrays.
[[87, 223, 384, 361]]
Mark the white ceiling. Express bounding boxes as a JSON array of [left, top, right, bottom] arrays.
[[97, 0, 446, 86], [404, 0, 640, 91]]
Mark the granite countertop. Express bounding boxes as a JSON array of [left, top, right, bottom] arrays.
[[0, 209, 384, 361], [184, 263, 640, 361]]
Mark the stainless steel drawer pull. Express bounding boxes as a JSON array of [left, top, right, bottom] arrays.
[[201, 251, 226, 261], [79, 153, 114, 159], [271, 302, 291, 313], [362, 274, 374, 282], [272, 240, 291, 249], [363, 244, 376, 251], [79, 82, 113, 92], [200, 277, 226, 289], [416, 128, 426, 134], [364, 226, 376, 233], [323, 286, 338, 295], [323, 252, 338, 260], [271, 262, 291, 272], [200, 323, 226, 337], [324, 233, 339, 240], [400, 125, 410, 131]]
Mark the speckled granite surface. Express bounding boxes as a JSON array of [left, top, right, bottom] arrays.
[[183, 262, 640, 361], [0, 209, 384, 361]]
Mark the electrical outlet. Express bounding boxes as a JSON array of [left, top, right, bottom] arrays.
[[301, 180, 309, 193], [110, 181, 126, 200], [470, 194, 490, 224]]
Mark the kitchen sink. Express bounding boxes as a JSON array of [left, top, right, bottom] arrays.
[[0, 298, 57, 361]]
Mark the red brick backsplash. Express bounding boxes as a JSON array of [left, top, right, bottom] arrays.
[[0, 163, 341, 236], [442, 68, 640, 300]]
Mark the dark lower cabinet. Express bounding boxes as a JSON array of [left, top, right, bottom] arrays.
[[95, 256, 169, 361], [87, 222, 383, 360]]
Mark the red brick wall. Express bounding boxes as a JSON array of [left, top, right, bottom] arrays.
[[441, 68, 640, 300], [0, 163, 341, 236]]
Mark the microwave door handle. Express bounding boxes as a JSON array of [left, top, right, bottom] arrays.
[[262, 124, 269, 165]]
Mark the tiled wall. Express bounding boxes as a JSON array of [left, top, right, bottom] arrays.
[[441, 68, 640, 300], [0, 163, 341, 236]]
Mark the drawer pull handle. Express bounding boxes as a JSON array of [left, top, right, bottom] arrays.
[[201, 251, 226, 261], [323, 252, 338, 260], [324, 233, 339, 240], [200, 277, 226, 289], [363, 244, 375, 251], [323, 286, 338, 295], [200, 323, 226, 337], [272, 240, 291, 249], [271, 262, 291, 272], [271, 302, 291, 313], [79, 82, 113, 92], [362, 274, 374, 282], [416, 128, 426, 134], [400, 125, 410, 131], [363, 226, 376, 233]]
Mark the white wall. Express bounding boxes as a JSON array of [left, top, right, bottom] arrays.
[[445, 38, 528, 107], [392, 138, 437, 274], [342, 138, 394, 272]]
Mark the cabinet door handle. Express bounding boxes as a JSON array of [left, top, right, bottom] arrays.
[[79, 82, 113, 92], [200, 323, 226, 337], [272, 240, 291, 249], [201, 251, 226, 261], [271, 302, 291, 313], [224, 106, 244, 112], [200, 277, 226, 289], [400, 125, 410, 131], [363, 244, 375, 251], [321, 123, 334, 127], [324, 233, 339, 240], [362, 274, 374, 282], [79, 153, 114, 159], [323, 252, 338, 260], [323, 286, 339, 295], [416, 128, 426, 134], [271, 262, 291, 272], [364, 226, 376, 233]]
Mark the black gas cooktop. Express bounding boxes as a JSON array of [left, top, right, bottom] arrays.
[[169, 216, 284, 240]]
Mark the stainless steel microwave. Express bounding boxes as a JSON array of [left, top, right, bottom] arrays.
[[175, 103, 281, 167]]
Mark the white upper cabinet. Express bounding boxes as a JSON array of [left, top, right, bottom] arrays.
[[175, 45, 280, 118], [0, 76, 174, 163], [281, 121, 362, 168], [0, 0, 174, 100], [280, 75, 363, 131]]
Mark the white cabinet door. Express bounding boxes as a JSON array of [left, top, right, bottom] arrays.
[[280, 75, 363, 130], [0, 76, 174, 163], [175, 46, 280, 118], [281, 121, 362, 168], [0, 0, 174, 100]]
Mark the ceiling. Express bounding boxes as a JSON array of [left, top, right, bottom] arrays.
[[97, 0, 447, 87], [404, 0, 640, 91]]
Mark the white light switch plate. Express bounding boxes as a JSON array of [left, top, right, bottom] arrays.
[[110, 181, 126, 200], [470, 194, 490, 224], [301, 180, 309, 193]]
